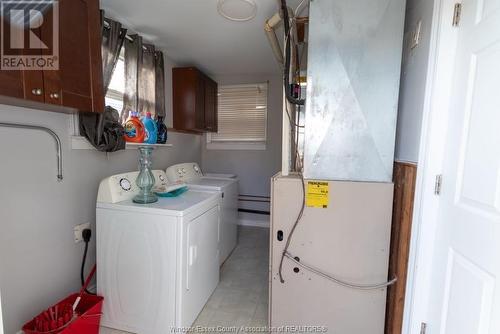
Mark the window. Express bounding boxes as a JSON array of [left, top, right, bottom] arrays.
[[207, 83, 268, 150], [104, 49, 125, 112]]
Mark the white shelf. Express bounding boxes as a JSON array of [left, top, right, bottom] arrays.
[[71, 136, 173, 150]]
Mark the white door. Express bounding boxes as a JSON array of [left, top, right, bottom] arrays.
[[181, 205, 220, 327], [421, 0, 500, 332], [220, 182, 238, 264]]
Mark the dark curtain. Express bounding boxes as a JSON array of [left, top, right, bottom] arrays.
[[154, 50, 166, 118], [78, 13, 126, 152], [120, 35, 165, 122], [138, 44, 156, 117], [101, 14, 127, 92], [121, 34, 143, 124]]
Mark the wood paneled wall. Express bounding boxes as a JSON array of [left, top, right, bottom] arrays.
[[385, 161, 418, 334]]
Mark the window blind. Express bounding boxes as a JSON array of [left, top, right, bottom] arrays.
[[211, 83, 268, 142]]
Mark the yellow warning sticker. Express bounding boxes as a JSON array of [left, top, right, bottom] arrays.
[[306, 181, 329, 208]]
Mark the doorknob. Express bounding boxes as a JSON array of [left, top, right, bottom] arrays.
[[31, 88, 43, 96], [50, 93, 60, 99]]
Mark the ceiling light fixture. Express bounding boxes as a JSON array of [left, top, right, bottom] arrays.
[[217, 0, 258, 22]]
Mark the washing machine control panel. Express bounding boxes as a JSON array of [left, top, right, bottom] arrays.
[[97, 170, 168, 204], [166, 162, 203, 183]]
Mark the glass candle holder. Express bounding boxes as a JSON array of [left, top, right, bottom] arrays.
[[133, 146, 158, 204]]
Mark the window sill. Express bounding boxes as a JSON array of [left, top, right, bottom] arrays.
[[71, 136, 173, 150], [206, 142, 266, 151]]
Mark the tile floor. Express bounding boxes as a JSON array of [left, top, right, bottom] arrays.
[[100, 226, 270, 334]]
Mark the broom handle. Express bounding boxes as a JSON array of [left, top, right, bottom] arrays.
[[73, 264, 97, 311], [80, 264, 96, 295]]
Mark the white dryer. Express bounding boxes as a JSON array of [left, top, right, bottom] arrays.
[[166, 163, 238, 264], [96, 170, 220, 334]]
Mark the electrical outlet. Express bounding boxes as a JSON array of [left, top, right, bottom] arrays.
[[74, 222, 91, 243]]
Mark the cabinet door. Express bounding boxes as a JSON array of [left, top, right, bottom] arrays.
[[203, 77, 218, 132], [0, 66, 44, 103], [0, 19, 44, 102], [194, 71, 206, 131], [42, 0, 104, 112], [24, 27, 47, 103], [173, 67, 200, 132], [172, 67, 218, 133]]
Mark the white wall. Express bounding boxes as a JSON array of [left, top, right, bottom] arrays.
[[0, 105, 200, 333], [395, 0, 435, 163], [201, 74, 283, 222]]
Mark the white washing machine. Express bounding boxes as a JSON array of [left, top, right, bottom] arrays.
[[166, 163, 238, 264], [96, 170, 220, 334]]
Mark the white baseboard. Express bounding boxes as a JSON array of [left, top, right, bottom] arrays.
[[238, 218, 269, 228]]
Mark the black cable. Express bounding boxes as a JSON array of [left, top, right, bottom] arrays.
[[81, 229, 96, 295], [281, 0, 305, 106]]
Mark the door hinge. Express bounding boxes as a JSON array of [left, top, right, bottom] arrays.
[[420, 322, 427, 334], [435, 174, 443, 195], [452, 3, 462, 26]]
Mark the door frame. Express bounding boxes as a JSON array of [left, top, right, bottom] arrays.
[[401, 0, 462, 333]]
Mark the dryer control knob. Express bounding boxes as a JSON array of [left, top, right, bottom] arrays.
[[119, 178, 132, 191]]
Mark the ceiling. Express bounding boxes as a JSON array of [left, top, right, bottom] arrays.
[[100, 0, 302, 76]]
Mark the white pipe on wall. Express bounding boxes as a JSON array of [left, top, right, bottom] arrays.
[[264, 6, 296, 65], [265, 12, 284, 65]]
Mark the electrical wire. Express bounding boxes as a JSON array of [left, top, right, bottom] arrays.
[[277, 175, 398, 289], [294, 0, 310, 17], [81, 239, 96, 295], [284, 252, 398, 290], [283, 38, 304, 130], [284, 99, 304, 128], [281, 0, 305, 106], [278, 172, 306, 283]]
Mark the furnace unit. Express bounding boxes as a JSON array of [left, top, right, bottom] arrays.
[[270, 0, 405, 332]]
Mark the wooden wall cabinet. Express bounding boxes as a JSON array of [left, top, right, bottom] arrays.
[[173, 67, 218, 133], [0, 0, 104, 113]]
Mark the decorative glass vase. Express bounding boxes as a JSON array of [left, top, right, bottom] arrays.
[[133, 146, 158, 204]]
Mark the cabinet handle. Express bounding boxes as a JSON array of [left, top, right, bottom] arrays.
[[50, 93, 60, 99], [31, 88, 43, 96]]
